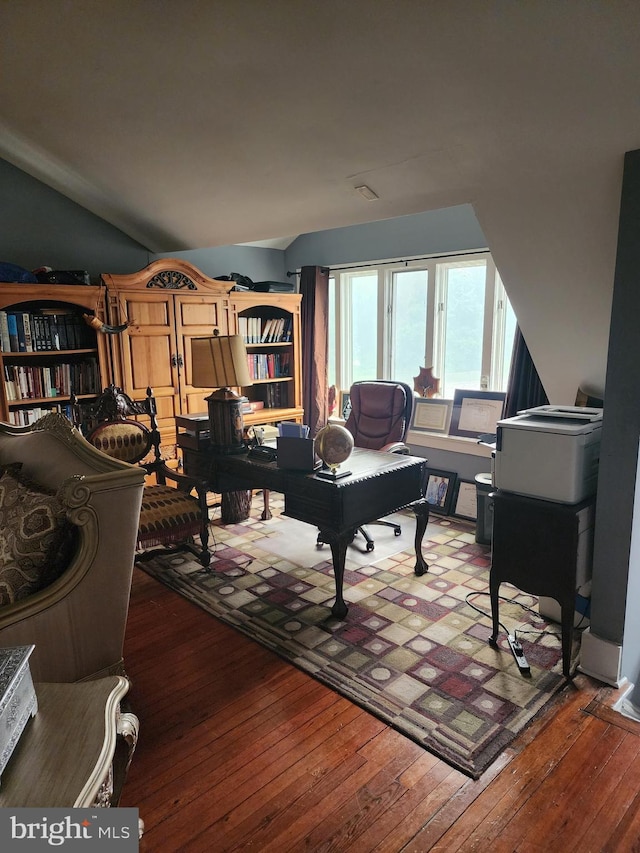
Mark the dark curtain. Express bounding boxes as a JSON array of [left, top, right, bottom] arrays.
[[503, 325, 549, 419], [300, 265, 329, 436]]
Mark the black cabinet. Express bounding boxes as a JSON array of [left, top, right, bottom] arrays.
[[489, 489, 595, 679]]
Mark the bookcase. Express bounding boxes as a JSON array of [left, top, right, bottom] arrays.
[[227, 291, 303, 429], [103, 259, 304, 453], [0, 284, 110, 426]]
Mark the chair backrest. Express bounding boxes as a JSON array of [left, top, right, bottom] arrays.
[[344, 380, 414, 450], [74, 385, 162, 468]]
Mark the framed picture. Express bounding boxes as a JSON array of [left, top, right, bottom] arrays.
[[449, 390, 506, 439], [410, 397, 454, 434], [452, 479, 478, 521], [425, 469, 457, 515], [340, 390, 352, 421]]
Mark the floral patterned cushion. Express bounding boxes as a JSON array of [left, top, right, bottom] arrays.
[[0, 466, 76, 606]]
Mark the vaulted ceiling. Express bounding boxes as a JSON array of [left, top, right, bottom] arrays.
[[2, 1, 640, 255]]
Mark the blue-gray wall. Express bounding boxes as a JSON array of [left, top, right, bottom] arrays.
[[149, 246, 287, 284], [284, 205, 487, 271], [0, 159, 148, 278], [591, 150, 640, 683]]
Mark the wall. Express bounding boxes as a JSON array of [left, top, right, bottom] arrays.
[[284, 205, 487, 271], [0, 159, 148, 278], [587, 150, 640, 685], [149, 245, 287, 284], [0, 157, 288, 286]]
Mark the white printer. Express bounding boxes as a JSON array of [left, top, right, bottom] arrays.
[[494, 405, 602, 503]]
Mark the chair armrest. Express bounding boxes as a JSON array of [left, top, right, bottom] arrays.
[[381, 441, 411, 454], [146, 461, 208, 494]]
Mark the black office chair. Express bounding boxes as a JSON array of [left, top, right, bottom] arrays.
[[318, 379, 415, 552]]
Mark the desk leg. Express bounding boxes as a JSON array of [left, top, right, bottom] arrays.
[[319, 529, 350, 619], [413, 499, 430, 576]]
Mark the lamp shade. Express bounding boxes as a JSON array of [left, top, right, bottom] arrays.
[[191, 335, 252, 389]]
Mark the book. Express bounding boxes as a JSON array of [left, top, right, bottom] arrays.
[[0, 311, 10, 352], [21, 313, 33, 352], [7, 312, 19, 352], [260, 318, 274, 342], [14, 313, 27, 352]]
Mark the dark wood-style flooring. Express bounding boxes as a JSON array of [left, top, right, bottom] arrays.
[[121, 567, 640, 852]]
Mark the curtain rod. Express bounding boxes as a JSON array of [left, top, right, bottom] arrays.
[[286, 249, 488, 277]]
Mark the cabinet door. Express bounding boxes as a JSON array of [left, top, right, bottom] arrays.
[[109, 291, 180, 437], [175, 293, 228, 415]]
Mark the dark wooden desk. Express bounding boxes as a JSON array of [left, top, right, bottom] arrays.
[[181, 444, 430, 618], [489, 490, 595, 679]]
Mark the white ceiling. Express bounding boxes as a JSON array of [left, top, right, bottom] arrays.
[[3, 1, 640, 255]]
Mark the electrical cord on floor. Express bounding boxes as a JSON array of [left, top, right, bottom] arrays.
[[464, 590, 568, 644]]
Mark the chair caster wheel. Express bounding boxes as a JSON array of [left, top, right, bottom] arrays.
[[394, 528, 401, 536], [366, 542, 375, 552]]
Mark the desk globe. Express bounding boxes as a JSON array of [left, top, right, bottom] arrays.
[[315, 423, 354, 480]]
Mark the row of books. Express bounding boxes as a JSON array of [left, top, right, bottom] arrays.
[[257, 383, 287, 409], [0, 309, 96, 353], [3, 359, 100, 401], [240, 400, 265, 414], [238, 316, 292, 344], [7, 403, 75, 427], [246, 352, 291, 381]]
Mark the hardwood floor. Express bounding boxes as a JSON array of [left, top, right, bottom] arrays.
[[121, 567, 640, 852]]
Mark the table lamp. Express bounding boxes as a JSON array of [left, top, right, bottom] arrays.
[[191, 333, 252, 454]]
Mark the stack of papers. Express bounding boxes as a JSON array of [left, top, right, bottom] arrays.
[[278, 422, 310, 438]]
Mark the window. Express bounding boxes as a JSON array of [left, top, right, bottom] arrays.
[[328, 252, 515, 400]]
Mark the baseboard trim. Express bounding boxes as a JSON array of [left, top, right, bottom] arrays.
[[579, 628, 624, 687]]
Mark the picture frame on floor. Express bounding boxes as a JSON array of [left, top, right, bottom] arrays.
[[425, 469, 457, 515], [451, 479, 478, 521]]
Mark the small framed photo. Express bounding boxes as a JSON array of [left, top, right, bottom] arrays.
[[449, 390, 506, 439], [340, 390, 352, 421], [425, 469, 457, 515], [452, 479, 478, 521], [410, 397, 454, 434]]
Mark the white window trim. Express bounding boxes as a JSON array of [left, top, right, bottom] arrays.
[[329, 249, 513, 402]]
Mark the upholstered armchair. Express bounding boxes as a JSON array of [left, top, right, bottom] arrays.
[[0, 413, 145, 682]]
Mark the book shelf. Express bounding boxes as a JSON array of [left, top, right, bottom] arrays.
[[0, 284, 110, 426], [229, 292, 303, 429]]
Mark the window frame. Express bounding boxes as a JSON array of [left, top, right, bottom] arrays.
[[327, 250, 514, 398]]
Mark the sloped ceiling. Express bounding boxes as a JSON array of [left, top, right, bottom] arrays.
[[2, 2, 640, 401], [0, 1, 637, 253]]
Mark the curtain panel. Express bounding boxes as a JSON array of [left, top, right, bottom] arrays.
[[504, 325, 549, 419], [300, 265, 329, 436]]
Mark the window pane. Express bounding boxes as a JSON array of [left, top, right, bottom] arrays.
[[349, 273, 378, 382], [441, 263, 486, 397], [391, 270, 428, 386]]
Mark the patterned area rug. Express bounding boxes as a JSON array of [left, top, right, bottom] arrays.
[[139, 495, 574, 778]]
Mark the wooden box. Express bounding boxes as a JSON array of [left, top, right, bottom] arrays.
[[0, 645, 37, 782]]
